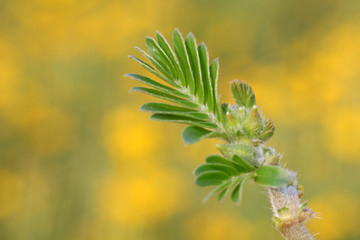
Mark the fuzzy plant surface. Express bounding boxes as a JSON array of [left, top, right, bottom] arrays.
[[127, 29, 317, 240]]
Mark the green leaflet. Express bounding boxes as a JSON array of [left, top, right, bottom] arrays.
[[182, 126, 212, 144], [194, 163, 239, 176], [202, 180, 231, 203], [128, 56, 171, 84], [141, 102, 196, 112], [156, 32, 186, 86], [145, 37, 176, 80], [232, 155, 255, 172], [126, 73, 188, 99], [209, 58, 221, 119], [230, 79, 256, 108], [136, 47, 176, 85], [195, 170, 230, 187], [130, 87, 197, 108], [173, 30, 195, 94], [219, 176, 242, 202], [140, 103, 208, 120], [231, 173, 252, 204], [217, 188, 228, 201], [150, 113, 217, 129], [198, 43, 213, 111], [185, 33, 204, 104], [205, 155, 251, 173], [254, 166, 290, 187]]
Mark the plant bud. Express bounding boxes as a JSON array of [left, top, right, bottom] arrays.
[[238, 106, 245, 118], [226, 111, 237, 126], [260, 119, 275, 141], [217, 143, 256, 163], [242, 105, 263, 137]]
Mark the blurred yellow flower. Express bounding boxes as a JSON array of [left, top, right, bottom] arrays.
[[183, 210, 254, 240], [9, 0, 166, 59], [25, 106, 75, 155], [323, 107, 360, 162], [103, 107, 161, 165], [0, 39, 21, 111], [309, 192, 359, 239], [0, 169, 23, 219], [100, 167, 185, 227]]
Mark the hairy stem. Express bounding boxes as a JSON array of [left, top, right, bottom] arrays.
[[268, 186, 316, 240]]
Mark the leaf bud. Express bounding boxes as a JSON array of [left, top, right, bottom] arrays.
[[260, 119, 275, 141], [242, 105, 263, 137]]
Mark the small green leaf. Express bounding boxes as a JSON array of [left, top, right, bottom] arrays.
[[220, 176, 242, 202], [141, 102, 196, 113], [195, 170, 229, 187], [156, 32, 186, 86], [150, 113, 217, 129], [254, 166, 290, 187], [206, 155, 232, 165], [130, 87, 197, 108], [136, 47, 175, 84], [205, 155, 249, 173], [231, 182, 241, 203], [128, 56, 170, 84], [202, 180, 231, 203], [230, 79, 256, 108], [182, 126, 212, 144], [194, 163, 238, 176], [145, 37, 176, 79], [210, 58, 222, 123], [126, 73, 188, 98], [217, 188, 228, 201], [231, 173, 252, 204], [232, 155, 255, 172], [198, 43, 213, 111], [209, 58, 219, 111], [173, 30, 195, 94], [141, 103, 208, 120], [185, 33, 204, 103]]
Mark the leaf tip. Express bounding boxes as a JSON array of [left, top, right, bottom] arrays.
[[155, 31, 165, 38], [199, 42, 206, 48], [186, 32, 196, 41], [173, 28, 182, 37]]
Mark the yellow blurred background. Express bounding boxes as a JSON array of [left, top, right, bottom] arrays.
[[0, 0, 360, 239]]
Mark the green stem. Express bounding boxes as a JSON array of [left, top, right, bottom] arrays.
[[268, 185, 316, 240]]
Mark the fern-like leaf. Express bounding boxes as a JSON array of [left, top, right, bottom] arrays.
[[128, 29, 225, 144], [128, 29, 290, 204]]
